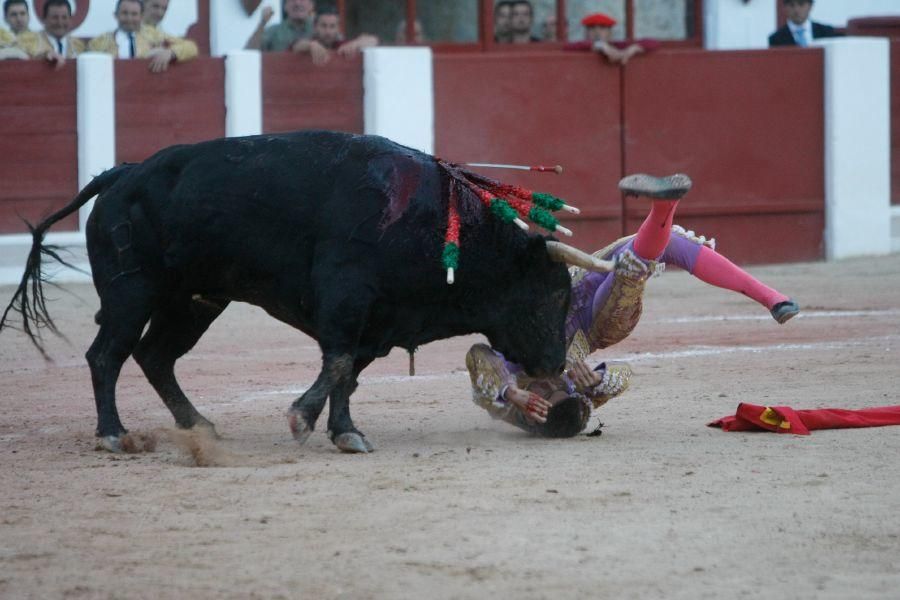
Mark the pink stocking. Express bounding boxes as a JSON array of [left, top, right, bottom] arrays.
[[632, 200, 679, 260], [692, 246, 789, 310]]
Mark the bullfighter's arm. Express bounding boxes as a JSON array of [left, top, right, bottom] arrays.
[[465, 344, 550, 423], [568, 359, 632, 409], [466, 343, 521, 420]]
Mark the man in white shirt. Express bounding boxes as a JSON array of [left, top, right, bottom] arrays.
[[89, 0, 187, 73], [18, 0, 85, 69], [768, 0, 842, 47], [141, 0, 199, 64]]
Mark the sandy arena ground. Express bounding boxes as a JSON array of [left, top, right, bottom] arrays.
[[1, 253, 899, 599]]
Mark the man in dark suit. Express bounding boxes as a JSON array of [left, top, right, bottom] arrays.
[[769, 0, 842, 47]]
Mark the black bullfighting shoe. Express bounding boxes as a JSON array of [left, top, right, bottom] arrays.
[[618, 173, 693, 200], [770, 299, 800, 324]]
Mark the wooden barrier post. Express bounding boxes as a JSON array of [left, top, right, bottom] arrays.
[[77, 52, 115, 232], [226, 50, 263, 137], [821, 37, 892, 259], [363, 47, 434, 154]]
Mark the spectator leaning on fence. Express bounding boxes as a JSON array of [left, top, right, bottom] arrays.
[[3, 0, 29, 36], [563, 12, 659, 64], [141, 0, 198, 62], [541, 14, 557, 42], [494, 1, 513, 43], [1, 20, 25, 59], [89, 0, 194, 73], [509, 0, 539, 43], [246, 0, 315, 52], [294, 8, 377, 65], [1, 0, 32, 58], [394, 18, 425, 45], [17, 0, 84, 68]]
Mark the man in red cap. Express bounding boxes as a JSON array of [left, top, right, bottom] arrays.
[[564, 12, 659, 64]]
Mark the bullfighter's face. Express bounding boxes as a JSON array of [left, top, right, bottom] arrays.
[[4, 2, 29, 34], [144, 0, 169, 26], [115, 0, 143, 33], [44, 5, 72, 39]]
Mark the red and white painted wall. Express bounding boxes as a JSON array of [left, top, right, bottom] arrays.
[[0, 1, 897, 284]]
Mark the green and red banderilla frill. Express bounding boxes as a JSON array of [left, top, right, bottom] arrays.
[[436, 159, 580, 284]]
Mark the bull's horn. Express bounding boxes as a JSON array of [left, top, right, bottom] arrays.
[[546, 241, 616, 272]]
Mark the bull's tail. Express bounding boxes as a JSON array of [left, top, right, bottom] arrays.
[[0, 164, 134, 358]]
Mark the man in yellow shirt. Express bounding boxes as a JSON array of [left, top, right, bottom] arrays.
[[89, 0, 195, 73], [141, 0, 198, 63], [1, 0, 31, 58], [17, 0, 84, 69], [3, 0, 29, 36], [0, 25, 27, 59]]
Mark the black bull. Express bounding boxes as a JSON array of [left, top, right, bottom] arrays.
[[1, 131, 572, 453]]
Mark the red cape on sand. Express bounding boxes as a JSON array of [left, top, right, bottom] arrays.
[[709, 402, 900, 435]]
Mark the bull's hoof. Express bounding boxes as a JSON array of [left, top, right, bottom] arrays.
[[333, 432, 374, 454], [96, 435, 124, 453], [191, 419, 220, 439], [287, 410, 314, 445]]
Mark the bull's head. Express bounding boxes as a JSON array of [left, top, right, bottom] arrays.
[[486, 238, 616, 378], [486, 237, 572, 378]]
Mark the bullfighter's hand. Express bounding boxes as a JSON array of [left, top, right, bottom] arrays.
[[594, 41, 626, 64], [260, 6, 274, 25], [504, 386, 550, 424], [147, 48, 175, 73], [619, 44, 644, 65], [45, 49, 66, 70], [309, 40, 331, 65], [567, 359, 602, 392]]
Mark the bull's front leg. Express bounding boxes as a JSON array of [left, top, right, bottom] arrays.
[[326, 355, 374, 454], [287, 366, 334, 445], [286, 353, 371, 452]]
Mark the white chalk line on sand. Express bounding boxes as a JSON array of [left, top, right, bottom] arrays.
[[252, 334, 898, 398], [651, 308, 900, 324]]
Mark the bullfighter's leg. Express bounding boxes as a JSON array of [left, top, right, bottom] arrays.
[[621, 174, 798, 323], [132, 297, 229, 434], [86, 278, 156, 452]]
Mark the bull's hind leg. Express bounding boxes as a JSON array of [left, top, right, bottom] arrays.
[[132, 298, 229, 435], [86, 279, 155, 452]]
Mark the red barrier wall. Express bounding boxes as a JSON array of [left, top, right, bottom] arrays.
[[623, 49, 825, 263], [262, 53, 363, 134], [434, 53, 624, 249], [0, 61, 78, 234], [115, 57, 226, 164], [434, 49, 826, 264]]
